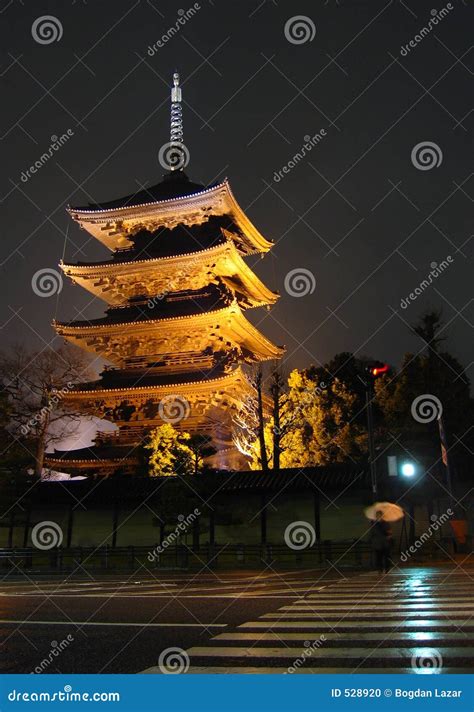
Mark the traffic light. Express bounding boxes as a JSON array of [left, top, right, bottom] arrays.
[[366, 362, 390, 378]]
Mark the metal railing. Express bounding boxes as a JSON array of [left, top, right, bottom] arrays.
[[0, 538, 455, 574]]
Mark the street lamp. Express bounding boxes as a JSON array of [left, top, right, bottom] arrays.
[[400, 461, 416, 477]]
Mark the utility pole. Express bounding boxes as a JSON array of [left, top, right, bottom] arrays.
[[363, 363, 389, 501], [366, 384, 377, 498]]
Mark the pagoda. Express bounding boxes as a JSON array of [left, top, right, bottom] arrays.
[[47, 74, 283, 476]]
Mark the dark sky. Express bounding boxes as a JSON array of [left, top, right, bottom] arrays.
[[1, 0, 473, 382]]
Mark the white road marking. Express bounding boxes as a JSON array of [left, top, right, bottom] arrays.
[[213, 631, 470, 641], [0, 619, 227, 628], [146, 666, 474, 674], [238, 619, 474, 628], [185, 645, 474, 659]]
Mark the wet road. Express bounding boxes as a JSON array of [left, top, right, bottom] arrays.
[[1, 566, 472, 674]]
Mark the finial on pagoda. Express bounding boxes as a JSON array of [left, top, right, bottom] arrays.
[[170, 72, 183, 163]]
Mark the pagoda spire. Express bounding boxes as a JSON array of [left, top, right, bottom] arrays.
[[170, 72, 183, 164]]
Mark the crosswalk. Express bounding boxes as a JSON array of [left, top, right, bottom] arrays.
[[145, 567, 474, 673]]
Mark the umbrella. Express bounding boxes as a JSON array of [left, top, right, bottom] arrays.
[[364, 501, 404, 522]]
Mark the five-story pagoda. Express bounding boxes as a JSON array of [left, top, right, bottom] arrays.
[[48, 74, 283, 476]]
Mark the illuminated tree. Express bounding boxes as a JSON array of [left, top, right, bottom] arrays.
[[264, 369, 366, 468], [144, 423, 194, 477], [232, 367, 269, 470]]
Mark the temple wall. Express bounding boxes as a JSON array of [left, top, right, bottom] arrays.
[[0, 490, 457, 553]]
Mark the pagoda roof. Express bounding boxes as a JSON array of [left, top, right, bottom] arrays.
[[54, 300, 284, 366], [57, 284, 234, 328], [60, 239, 278, 309], [74, 363, 231, 391], [67, 180, 273, 254], [48, 444, 134, 462], [70, 171, 207, 211], [104, 216, 229, 261], [59, 365, 256, 399]]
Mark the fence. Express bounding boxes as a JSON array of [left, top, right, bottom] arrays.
[[0, 537, 455, 574]]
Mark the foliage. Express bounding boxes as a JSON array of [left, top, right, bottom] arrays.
[[274, 368, 367, 467], [144, 423, 195, 477], [376, 311, 473, 467]]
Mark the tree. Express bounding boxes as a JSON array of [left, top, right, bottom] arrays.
[[255, 369, 269, 471], [275, 369, 366, 467], [187, 433, 215, 475], [376, 310, 473, 471], [0, 343, 93, 477], [270, 370, 285, 470], [144, 423, 194, 476], [411, 309, 446, 355], [232, 367, 270, 470]]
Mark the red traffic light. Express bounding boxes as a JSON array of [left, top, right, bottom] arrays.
[[370, 364, 389, 377]]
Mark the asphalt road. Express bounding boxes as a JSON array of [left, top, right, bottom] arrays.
[[1, 565, 472, 674]]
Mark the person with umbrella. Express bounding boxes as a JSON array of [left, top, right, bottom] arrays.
[[365, 502, 404, 574]]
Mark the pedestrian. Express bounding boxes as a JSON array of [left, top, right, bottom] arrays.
[[371, 510, 392, 574]]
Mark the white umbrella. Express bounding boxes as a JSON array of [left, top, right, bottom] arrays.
[[364, 501, 404, 522]]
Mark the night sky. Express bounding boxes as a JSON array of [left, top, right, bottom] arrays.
[[1, 0, 473, 383]]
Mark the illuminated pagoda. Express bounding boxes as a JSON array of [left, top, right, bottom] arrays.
[[48, 73, 283, 476]]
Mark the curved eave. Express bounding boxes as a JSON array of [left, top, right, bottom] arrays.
[[54, 306, 284, 363], [60, 241, 279, 308], [68, 182, 222, 217], [45, 456, 134, 468], [67, 180, 273, 254], [61, 366, 254, 398]]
